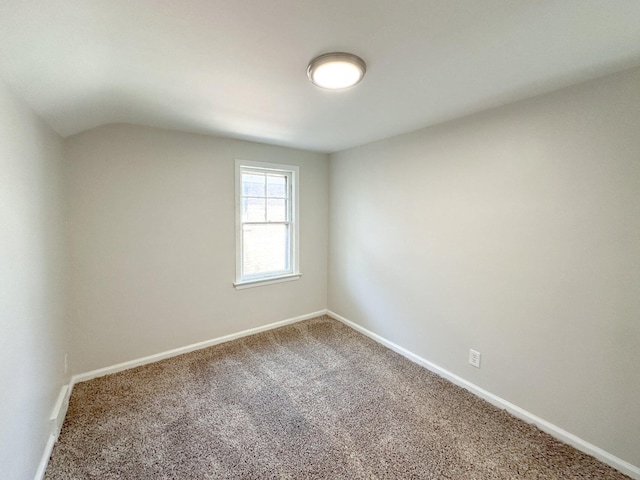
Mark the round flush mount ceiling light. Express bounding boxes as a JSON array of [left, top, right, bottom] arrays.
[[307, 52, 366, 90]]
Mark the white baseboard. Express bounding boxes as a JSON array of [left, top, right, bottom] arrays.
[[36, 310, 327, 480], [44, 309, 637, 479], [34, 434, 56, 480], [72, 310, 328, 385], [327, 309, 640, 480], [34, 384, 72, 480], [50, 385, 70, 440]]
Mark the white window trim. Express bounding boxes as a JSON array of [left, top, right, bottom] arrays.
[[234, 159, 300, 289]]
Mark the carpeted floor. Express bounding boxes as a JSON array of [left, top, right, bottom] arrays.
[[45, 315, 630, 479]]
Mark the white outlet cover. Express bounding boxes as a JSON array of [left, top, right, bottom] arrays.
[[469, 349, 481, 368]]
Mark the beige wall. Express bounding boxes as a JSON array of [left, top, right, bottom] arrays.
[[0, 80, 69, 479], [66, 124, 329, 374], [328, 67, 640, 466]]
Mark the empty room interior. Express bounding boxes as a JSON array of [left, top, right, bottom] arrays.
[[2, 1, 640, 479]]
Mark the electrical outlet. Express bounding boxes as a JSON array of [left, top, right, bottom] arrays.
[[64, 354, 68, 375], [469, 349, 481, 368]]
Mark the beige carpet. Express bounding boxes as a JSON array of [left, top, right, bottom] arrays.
[[45, 315, 630, 479]]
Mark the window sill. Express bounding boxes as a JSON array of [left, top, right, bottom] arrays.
[[234, 273, 302, 290]]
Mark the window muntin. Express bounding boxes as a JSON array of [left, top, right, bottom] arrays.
[[235, 160, 299, 287]]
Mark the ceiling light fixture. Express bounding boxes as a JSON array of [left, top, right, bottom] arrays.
[[307, 52, 366, 90]]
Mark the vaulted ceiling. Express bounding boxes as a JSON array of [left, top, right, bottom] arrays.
[[1, 1, 640, 152]]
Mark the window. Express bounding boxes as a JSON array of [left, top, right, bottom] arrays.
[[234, 160, 300, 289]]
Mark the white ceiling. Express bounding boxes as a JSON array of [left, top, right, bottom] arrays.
[[1, 1, 640, 153]]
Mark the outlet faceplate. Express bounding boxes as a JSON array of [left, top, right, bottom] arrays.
[[469, 349, 481, 368]]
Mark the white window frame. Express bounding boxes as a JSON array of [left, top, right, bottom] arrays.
[[234, 159, 301, 289]]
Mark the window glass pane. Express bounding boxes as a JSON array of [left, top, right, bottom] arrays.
[[242, 172, 265, 197], [242, 197, 266, 222], [267, 174, 287, 198], [266, 198, 287, 222], [242, 224, 289, 276]]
